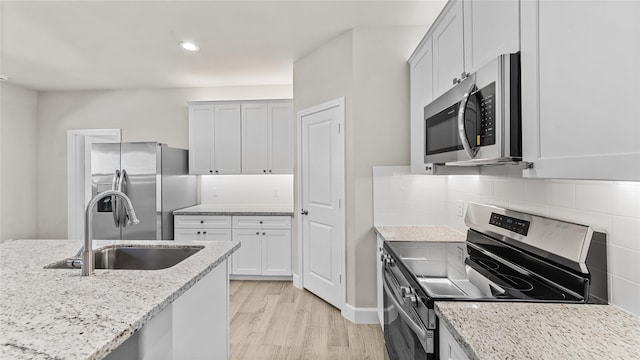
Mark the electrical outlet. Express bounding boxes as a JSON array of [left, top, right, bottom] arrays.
[[273, 189, 279, 197], [457, 200, 464, 217]]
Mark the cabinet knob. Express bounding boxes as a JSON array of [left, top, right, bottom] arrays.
[[197, 231, 201, 235], [203, 231, 207, 235], [209, 170, 213, 174], [268, 170, 272, 173], [256, 232, 260, 235], [200, 220, 204, 224], [452, 77, 460, 85], [263, 169, 266, 173], [262, 232, 266, 236], [259, 221, 263, 224], [215, 170, 219, 174]]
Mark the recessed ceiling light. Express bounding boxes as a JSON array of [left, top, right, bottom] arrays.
[[179, 41, 199, 52]]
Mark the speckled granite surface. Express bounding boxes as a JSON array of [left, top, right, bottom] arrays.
[[374, 225, 465, 242], [0, 239, 239, 360], [174, 204, 294, 216], [435, 302, 640, 360]]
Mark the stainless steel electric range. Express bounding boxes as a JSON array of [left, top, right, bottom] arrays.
[[381, 203, 608, 360]]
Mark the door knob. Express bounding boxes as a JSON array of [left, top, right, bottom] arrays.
[[301, 209, 309, 216]]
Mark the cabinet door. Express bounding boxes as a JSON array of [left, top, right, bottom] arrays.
[[409, 36, 434, 168], [432, 0, 465, 98], [241, 103, 269, 174], [521, 1, 640, 180], [231, 229, 262, 275], [262, 230, 291, 276], [439, 324, 471, 360], [268, 103, 294, 174], [213, 104, 242, 174], [188, 105, 215, 175], [463, 0, 519, 73]]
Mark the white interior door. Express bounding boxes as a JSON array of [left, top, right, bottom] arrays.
[[299, 98, 345, 310]]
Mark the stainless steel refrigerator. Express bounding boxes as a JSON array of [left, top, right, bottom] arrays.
[[91, 142, 196, 240]]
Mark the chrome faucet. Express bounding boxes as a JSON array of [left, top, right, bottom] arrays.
[[81, 190, 140, 276]]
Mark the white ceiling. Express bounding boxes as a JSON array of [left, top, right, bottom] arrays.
[[0, 1, 446, 91]]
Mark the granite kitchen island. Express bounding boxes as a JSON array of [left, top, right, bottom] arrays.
[[0, 239, 239, 360]]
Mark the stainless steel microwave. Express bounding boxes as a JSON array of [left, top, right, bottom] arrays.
[[424, 53, 521, 166]]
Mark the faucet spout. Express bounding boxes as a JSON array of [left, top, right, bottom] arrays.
[[82, 190, 139, 276]]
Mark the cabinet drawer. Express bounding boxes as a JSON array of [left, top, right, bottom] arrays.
[[174, 215, 232, 229], [232, 216, 291, 229], [174, 228, 232, 241]]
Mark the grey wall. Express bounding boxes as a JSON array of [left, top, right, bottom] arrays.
[[1, 83, 39, 241], [36, 85, 292, 238], [293, 26, 426, 308]]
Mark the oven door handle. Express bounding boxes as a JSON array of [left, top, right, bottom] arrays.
[[457, 79, 479, 160], [383, 274, 430, 353]]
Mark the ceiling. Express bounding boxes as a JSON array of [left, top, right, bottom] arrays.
[[0, 1, 446, 92]]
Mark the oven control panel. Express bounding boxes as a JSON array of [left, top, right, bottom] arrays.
[[489, 212, 530, 236]]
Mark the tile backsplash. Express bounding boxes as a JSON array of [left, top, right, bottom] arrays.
[[200, 174, 293, 206], [373, 166, 640, 317]]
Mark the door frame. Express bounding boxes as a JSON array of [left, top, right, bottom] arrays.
[[296, 97, 346, 312], [67, 129, 121, 241]]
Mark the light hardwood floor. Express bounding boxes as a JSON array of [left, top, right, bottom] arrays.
[[229, 280, 386, 360]]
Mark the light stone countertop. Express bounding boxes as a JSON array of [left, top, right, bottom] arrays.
[[173, 204, 294, 216], [374, 225, 466, 242], [435, 302, 640, 360], [0, 239, 240, 360]]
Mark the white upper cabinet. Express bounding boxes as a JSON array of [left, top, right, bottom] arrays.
[[409, 37, 434, 168], [213, 104, 242, 174], [189, 100, 293, 175], [242, 101, 294, 174], [241, 103, 269, 174], [463, 0, 519, 73], [521, 1, 640, 180], [189, 103, 241, 175], [409, 0, 520, 168], [432, 0, 465, 98], [188, 105, 216, 174], [268, 103, 294, 174]]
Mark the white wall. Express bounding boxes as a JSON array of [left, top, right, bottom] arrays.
[[372, 166, 640, 317], [200, 174, 293, 207], [36, 85, 292, 238], [0, 83, 39, 241], [293, 26, 428, 308]]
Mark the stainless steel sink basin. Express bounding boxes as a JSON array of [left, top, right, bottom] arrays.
[[46, 245, 203, 270]]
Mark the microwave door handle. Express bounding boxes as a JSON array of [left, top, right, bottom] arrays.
[[383, 274, 430, 353], [457, 81, 479, 159], [111, 170, 120, 227]]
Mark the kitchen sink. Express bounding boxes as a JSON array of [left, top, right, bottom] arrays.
[[46, 245, 203, 270]]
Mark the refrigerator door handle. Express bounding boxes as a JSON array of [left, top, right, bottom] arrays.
[[117, 169, 129, 227], [111, 170, 121, 227]]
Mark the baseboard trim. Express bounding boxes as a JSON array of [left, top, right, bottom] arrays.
[[229, 275, 292, 281], [342, 303, 379, 324], [292, 273, 302, 289]]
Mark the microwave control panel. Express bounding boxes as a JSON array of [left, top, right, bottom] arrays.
[[475, 82, 495, 147]]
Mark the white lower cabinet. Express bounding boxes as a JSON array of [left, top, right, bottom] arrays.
[[105, 258, 229, 360], [439, 323, 470, 360], [231, 216, 292, 277]]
